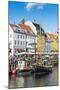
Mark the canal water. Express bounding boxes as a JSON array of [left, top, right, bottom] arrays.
[[8, 66, 58, 89]]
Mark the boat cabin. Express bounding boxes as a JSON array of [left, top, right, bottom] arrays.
[[17, 60, 25, 70]]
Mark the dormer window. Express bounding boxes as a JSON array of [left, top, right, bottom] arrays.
[[16, 27, 20, 31], [14, 26, 20, 32]]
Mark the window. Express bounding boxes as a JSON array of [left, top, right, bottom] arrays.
[[22, 41, 24, 45], [21, 35, 22, 38], [18, 35, 19, 38], [26, 35, 27, 38], [19, 41, 20, 46], [26, 42, 27, 45], [21, 61, 22, 64], [15, 40, 16, 45], [21, 41, 22, 45], [15, 48, 16, 53], [23, 41, 25, 45], [19, 61, 20, 64], [16, 27, 20, 31], [23, 35, 24, 39], [18, 41, 19, 45]]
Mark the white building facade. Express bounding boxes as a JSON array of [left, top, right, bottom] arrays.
[[8, 23, 36, 57]]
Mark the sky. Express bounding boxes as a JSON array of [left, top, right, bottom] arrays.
[[8, 1, 58, 33]]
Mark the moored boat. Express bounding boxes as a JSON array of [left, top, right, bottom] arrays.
[[31, 63, 53, 74], [16, 67, 32, 76]]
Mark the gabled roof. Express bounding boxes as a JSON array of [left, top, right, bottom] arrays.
[[18, 23, 32, 31], [47, 33, 58, 41], [18, 23, 35, 35], [9, 23, 35, 36], [9, 24, 18, 29]]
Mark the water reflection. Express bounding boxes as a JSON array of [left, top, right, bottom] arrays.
[[9, 66, 58, 89]]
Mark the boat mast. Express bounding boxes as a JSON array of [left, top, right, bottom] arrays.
[[37, 35, 45, 65], [34, 39, 36, 63]]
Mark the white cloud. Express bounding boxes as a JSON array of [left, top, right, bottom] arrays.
[[38, 6, 44, 9], [26, 3, 45, 11], [26, 3, 36, 9], [26, 3, 36, 11]]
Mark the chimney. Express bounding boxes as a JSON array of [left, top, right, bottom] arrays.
[[21, 19, 25, 24]]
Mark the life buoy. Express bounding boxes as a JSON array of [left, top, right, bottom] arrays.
[[12, 69, 16, 74]]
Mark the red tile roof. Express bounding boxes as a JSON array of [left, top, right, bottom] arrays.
[[47, 33, 58, 41], [18, 23, 32, 31], [9, 23, 35, 36]]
